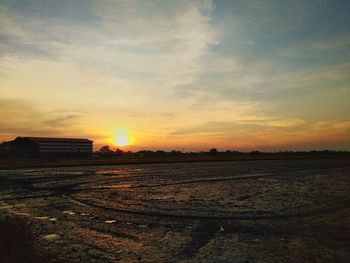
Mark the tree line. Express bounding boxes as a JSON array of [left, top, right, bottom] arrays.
[[94, 145, 350, 158]]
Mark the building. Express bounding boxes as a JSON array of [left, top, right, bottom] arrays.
[[27, 137, 93, 155], [0, 137, 93, 157]]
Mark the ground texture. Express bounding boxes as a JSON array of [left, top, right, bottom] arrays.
[[0, 159, 350, 262]]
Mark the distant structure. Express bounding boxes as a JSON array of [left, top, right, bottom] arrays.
[[26, 137, 93, 155], [0, 137, 93, 157]]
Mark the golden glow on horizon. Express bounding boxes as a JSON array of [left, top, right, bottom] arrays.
[[111, 129, 134, 147], [113, 135, 129, 146]]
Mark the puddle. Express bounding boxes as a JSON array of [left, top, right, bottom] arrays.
[[43, 234, 60, 241], [13, 212, 31, 217], [63, 210, 76, 215], [35, 216, 49, 220], [0, 205, 14, 209]]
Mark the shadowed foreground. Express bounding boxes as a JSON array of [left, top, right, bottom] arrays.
[[0, 158, 349, 262], [0, 215, 56, 263]]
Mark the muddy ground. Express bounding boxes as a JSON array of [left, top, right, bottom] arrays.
[[0, 158, 350, 262]]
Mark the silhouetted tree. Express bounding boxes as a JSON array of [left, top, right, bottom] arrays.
[[100, 145, 110, 152], [209, 148, 218, 155], [250, 150, 262, 156], [115, 148, 124, 156], [98, 145, 114, 156]]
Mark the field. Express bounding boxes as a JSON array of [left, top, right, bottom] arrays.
[[1, 158, 350, 262]]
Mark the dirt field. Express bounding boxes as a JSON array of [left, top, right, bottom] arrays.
[[1, 159, 350, 262]]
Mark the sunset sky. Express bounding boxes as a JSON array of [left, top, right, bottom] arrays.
[[1, 0, 349, 151]]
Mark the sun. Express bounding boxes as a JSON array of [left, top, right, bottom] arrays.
[[113, 135, 130, 147], [111, 129, 133, 147]]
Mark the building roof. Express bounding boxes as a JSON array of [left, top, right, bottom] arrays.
[[24, 137, 93, 142]]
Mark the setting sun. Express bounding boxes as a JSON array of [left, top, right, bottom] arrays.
[[111, 129, 133, 147], [113, 135, 130, 147]]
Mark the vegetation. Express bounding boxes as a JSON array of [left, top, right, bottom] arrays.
[[0, 140, 349, 170], [94, 146, 350, 158]]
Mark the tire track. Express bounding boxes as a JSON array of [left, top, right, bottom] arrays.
[[67, 194, 350, 221]]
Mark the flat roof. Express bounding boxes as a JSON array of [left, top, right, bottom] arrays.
[[24, 137, 93, 142]]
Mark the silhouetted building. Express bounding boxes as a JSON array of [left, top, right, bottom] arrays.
[[0, 137, 93, 157]]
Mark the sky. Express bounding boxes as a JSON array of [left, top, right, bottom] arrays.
[[0, 0, 350, 151]]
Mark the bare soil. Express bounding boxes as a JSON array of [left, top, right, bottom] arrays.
[[0, 159, 349, 262]]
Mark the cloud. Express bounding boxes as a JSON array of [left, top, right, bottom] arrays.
[[42, 114, 82, 127], [0, 98, 86, 139], [170, 118, 306, 135], [311, 34, 350, 50], [0, 6, 60, 60], [0, 0, 218, 110], [0, 1, 350, 150], [0, 1, 216, 87], [166, 119, 350, 151]]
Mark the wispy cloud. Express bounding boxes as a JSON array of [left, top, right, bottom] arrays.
[[0, 98, 86, 138], [42, 114, 82, 127], [0, 0, 349, 150], [171, 118, 306, 136]]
